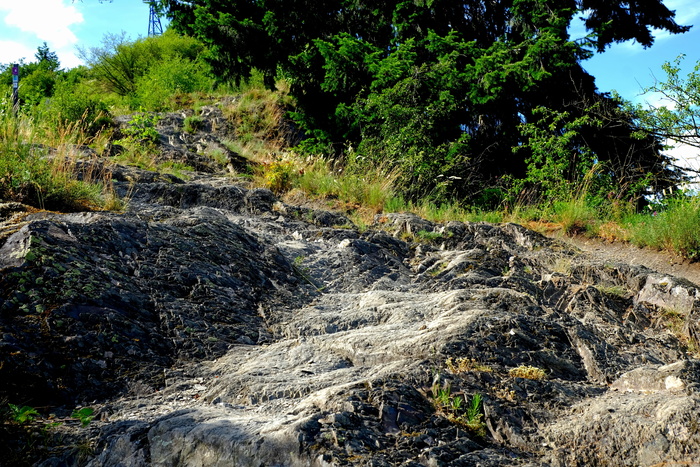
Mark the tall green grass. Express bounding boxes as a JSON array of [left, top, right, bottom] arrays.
[[625, 197, 700, 259], [0, 95, 120, 211]]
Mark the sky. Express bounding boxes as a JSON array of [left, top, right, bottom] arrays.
[[574, 0, 700, 173], [0, 0, 164, 69], [0, 0, 698, 167], [575, 0, 700, 104]]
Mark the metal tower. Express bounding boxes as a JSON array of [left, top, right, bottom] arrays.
[[144, 1, 163, 36]]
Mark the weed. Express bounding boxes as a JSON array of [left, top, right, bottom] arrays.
[[259, 159, 298, 194], [0, 96, 118, 211], [651, 306, 699, 355], [292, 256, 324, 292], [551, 257, 572, 275], [117, 112, 160, 144], [415, 230, 444, 242], [625, 196, 700, 260], [183, 115, 204, 134], [430, 381, 487, 436], [461, 393, 486, 437], [445, 357, 493, 374], [553, 197, 599, 236], [427, 262, 448, 277], [8, 404, 39, 424], [71, 407, 95, 427], [595, 284, 627, 298], [509, 365, 546, 380]]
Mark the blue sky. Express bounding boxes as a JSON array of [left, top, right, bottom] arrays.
[[0, 0, 164, 69], [574, 0, 700, 105]]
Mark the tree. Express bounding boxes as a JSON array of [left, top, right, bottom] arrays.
[[0, 43, 63, 106], [159, 0, 690, 203], [35, 42, 60, 71], [632, 55, 700, 151], [78, 29, 212, 108]]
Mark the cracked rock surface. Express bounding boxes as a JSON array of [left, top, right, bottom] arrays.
[[2, 110, 700, 466]]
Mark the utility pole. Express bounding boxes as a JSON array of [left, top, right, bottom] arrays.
[[11, 64, 19, 114]]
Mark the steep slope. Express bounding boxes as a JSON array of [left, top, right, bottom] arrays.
[[1, 108, 700, 466]]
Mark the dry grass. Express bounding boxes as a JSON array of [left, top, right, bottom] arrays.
[[0, 99, 122, 212], [445, 357, 493, 374], [508, 365, 546, 380]]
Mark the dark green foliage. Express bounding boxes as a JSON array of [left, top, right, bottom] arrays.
[[161, 0, 689, 204], [35, 42, 60, 71]]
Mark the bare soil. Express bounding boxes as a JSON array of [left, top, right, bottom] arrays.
[[550, 232, 700, 286]]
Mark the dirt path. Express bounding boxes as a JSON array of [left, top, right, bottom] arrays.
[[549, 232, 700, 287]]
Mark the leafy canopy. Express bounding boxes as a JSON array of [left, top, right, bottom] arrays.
[[160, 0, 689, 203]]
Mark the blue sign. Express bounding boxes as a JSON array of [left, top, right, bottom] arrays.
[[12, 64, 18, 76]]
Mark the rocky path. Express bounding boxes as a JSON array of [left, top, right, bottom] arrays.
[[2, 108, 700, 466], [557, 233, 700, 287]]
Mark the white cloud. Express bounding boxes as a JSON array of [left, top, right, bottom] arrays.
[[664, 0, 700, 25], [58, 49, 82, 68], [0, 0, 83, 49], [0, 40, 34, 64]]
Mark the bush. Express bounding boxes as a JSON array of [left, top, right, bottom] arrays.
[[132, 56, 214, 111], [40, 80, 111, 136], [80, 30, 214, 112], [0, 93, 114, 211]]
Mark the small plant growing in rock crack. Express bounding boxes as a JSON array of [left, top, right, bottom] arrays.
[[509, 365, 547, 380], [117, 112, 160, 145], [431, 381, 487, 437], [415, 230, 444, 242], [71, 407, 95, 427], [8, 404, 39, 424], [292, 256, 324, 292], [654, 306, 699, 354], [595, 284, 627, 298], [445, 357, 493, 374], [463, 393, 486, 437], [183, 115, 204, 134]]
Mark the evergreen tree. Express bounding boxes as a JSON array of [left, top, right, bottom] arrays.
[[35, 42, 60, 71], [159, 0, 690, 203]]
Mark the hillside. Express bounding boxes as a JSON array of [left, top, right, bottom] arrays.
[[2, 104, 700, 466]]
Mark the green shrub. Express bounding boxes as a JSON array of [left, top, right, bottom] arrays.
[[118, 112, 160, 144], [132, 56, 214, 111], [0, 93, 114, 211], [40, 79, 111, 136], [8, 404, 39, 424], [81, 30, 210, 99]]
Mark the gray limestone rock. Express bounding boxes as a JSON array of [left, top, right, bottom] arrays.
[[3, 109, 700, 466]]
